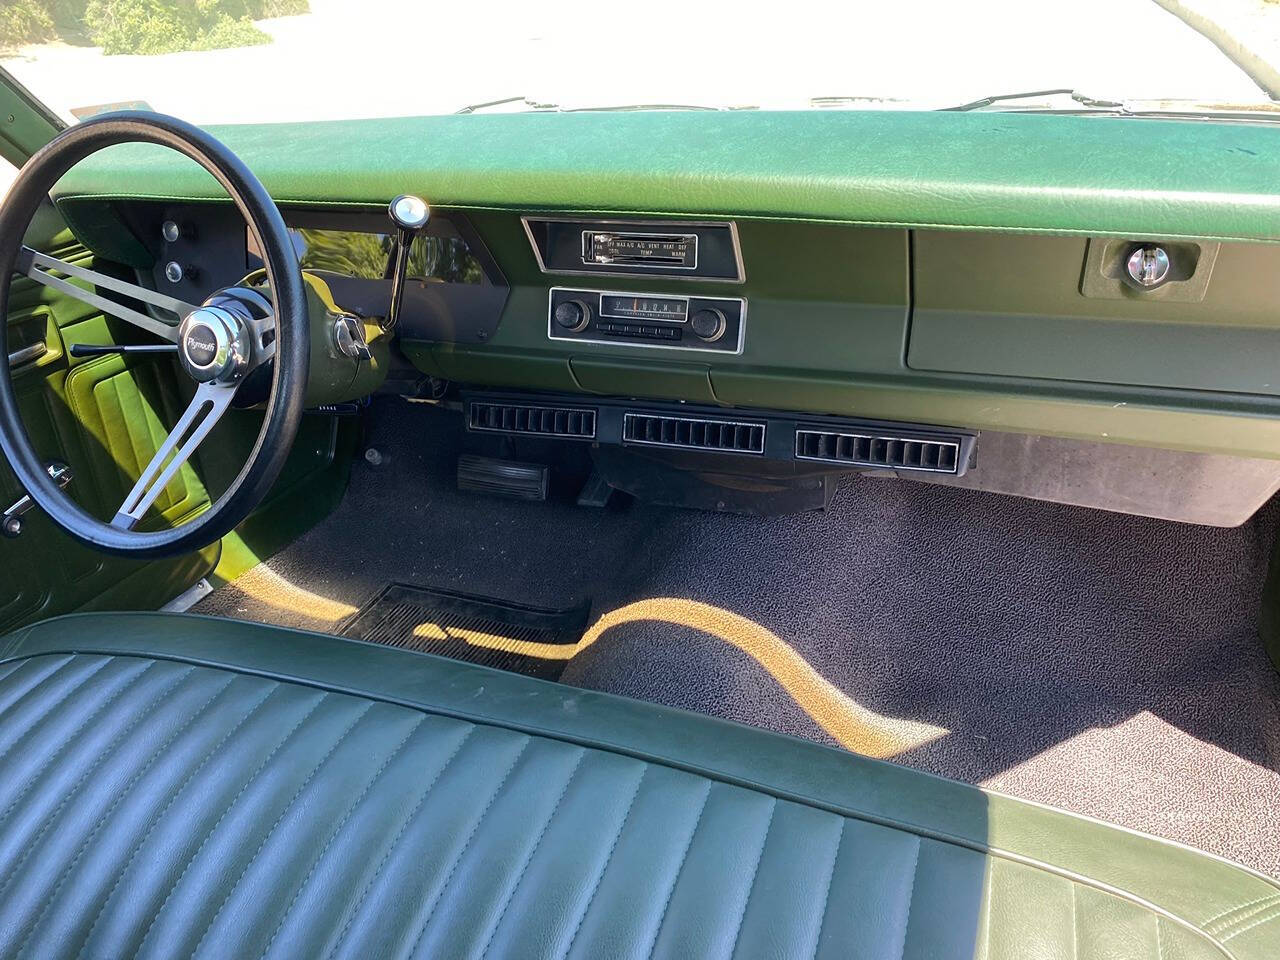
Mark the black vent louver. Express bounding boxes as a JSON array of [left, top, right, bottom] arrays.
[[795, 428, 961, 473], [622, 412, 766, 454], [468, 401, 597, 439]]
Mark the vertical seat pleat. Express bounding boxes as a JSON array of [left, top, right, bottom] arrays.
[[325, 727, 534, 960], [815, 821, 926, 960], [564, 770, 713, 960], [404, 739, 588, 959], [0, 655, 75, 718], [258, 718, 476, 960], [728, 804, 847, 960], [0, 656, 119, 776], [129, 688, 354, 959], [15, 669, 246, 958], [647, 786, 777, 959], [478, 755, 650, 960], [187, 704, 428, 959], [0, 658, 169, 884]]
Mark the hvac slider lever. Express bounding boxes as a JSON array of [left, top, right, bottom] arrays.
[[383, 194, 431, 332]]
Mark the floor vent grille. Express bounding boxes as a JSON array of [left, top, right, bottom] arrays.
[[468, 401, 597, 439], [623, 412, 766, 454], [795, 428, 961, 473]]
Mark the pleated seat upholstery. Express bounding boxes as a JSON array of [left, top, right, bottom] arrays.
[[0, 612, 1277, 959]]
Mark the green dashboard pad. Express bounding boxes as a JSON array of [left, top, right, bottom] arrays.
[[49, 110, 1280, 243]]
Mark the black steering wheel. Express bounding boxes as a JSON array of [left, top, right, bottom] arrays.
[[0, 112, 308, 558]]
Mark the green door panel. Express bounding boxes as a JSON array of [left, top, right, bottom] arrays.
[[63, 353, 210, 527], [0, 365, 218, 634], [0, 218, 216, 631]]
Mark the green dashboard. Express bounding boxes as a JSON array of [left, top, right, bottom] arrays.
[[47, 109, 1280, 461]]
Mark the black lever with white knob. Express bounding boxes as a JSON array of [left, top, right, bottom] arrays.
[[384, 194, 430, 332]]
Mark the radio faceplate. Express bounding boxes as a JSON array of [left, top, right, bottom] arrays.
[[548, 287, 746, 354]]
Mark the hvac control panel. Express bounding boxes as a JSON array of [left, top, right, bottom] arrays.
[[548, 287, 746, 354]]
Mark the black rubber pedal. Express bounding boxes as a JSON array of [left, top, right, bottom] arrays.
[[457, 454, 548, 501]]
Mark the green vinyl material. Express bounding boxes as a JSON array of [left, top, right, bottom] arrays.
[[0, 611, 1277, 959], [46, 111, 1280, 243]]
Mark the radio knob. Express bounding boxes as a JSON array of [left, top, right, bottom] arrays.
[[554, 299, 590, 332], [689, 307, 726, 342]]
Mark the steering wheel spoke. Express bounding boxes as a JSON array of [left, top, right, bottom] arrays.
[[17, 245, 196, 343], [110, 380, 236, 530]]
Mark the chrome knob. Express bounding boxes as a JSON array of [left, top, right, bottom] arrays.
[[1126, 246, 1171, 288], [389, 194, 430, 232], [163, 261, 184, 283], [161, 220, 181, 243]]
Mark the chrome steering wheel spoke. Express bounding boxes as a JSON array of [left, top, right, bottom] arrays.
[[110, 380, 237, 530], [17, 245, 197, 343]]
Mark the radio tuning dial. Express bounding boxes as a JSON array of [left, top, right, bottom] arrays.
[[689, 307, 726, 342], [554, 299, 590, 332]]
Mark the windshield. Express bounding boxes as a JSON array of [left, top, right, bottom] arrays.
[[0, 0, 1277, 125]]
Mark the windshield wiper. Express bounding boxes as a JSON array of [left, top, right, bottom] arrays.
[[941, 88, 1126, 112], [454, 96, 758, 115], [454, 96, 559, 115]]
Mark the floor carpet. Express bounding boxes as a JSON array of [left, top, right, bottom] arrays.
[[196, 397, 1280, 877]]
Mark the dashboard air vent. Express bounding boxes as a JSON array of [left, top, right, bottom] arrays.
[[795, 428, 961, 474], [622, 412, 766, 454], [468, 400, 597, 439]]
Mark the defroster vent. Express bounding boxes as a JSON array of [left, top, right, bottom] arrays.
[[795, 428, 961, 473], [623, 412, 766, 454], [468, 400, 597, 439]]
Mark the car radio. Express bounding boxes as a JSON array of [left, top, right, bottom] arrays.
[[547, 287, 746, 354]]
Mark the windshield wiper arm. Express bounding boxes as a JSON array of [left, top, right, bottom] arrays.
[[454, 96, 560, 115], [941, 88, 1125, 112], [455, 96, 757, 114]]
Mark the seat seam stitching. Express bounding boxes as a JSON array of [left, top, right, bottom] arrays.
[[980, 861, 994, 960], [1222, 902, 1280, 942], [1203, 894, 1280, 929], [558, 764, 650, 960], [257, 713, 429, 957], [133, 691, 333, 954], [809, 818, 846, 960], [1208, 894, 1280, 935], [19, 671, 237, 951], [0, 660, 176, 902], [642, 778, 715, 960], [0, 655, 78, 724], [319, 723, 479, 960], [401, 735, 534, 959], [188, 700, 377, 956], [896, 836, 923, 960], [477, 748, 590, 960], [0, 656, 118, 793], [76, 679, 281, 956]]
